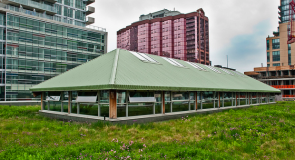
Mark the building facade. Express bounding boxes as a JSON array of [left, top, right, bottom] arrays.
[[0, 0, 108, 101], [245, 66, 295, 99], [117, 9, 210, 65], [266, 0, 295, 67]]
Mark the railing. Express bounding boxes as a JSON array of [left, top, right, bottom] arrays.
[[9, 0, 57, 13], [283, 95, 295, 98], [271, 85, 295, 89], [5, 5, 106, 32]]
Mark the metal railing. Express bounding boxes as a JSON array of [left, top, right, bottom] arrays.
[[3, 4, 106, 32], [9, 0, 57, 13]]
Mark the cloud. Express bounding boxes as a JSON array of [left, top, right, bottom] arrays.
[[90, 0, 279, 73], [212, 20, 272, 72]]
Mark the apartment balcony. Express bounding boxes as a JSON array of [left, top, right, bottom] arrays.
[[85, 0, 95, 5], [44, 0, 57, 3], [86, 6, 95, 15], [6, 0, 57, 15], [273, 31, 279, 36], [86, 17, 95, 25], [271, 85, 295, 89], [283, 95, 295, 98]]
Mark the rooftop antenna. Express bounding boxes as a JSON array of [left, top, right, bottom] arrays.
[[226, 55, 228, 68]]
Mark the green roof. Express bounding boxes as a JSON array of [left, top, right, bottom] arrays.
[[30, 49, 280, 93]]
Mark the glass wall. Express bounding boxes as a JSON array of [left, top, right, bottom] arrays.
[[261, 93, 267, 103], [117, 91, 127, 117], [5, 13, 107, 101], [44, 92, 62, 112], [251, 93, 257, 104], [41, 91, 276, 118], [202, 91, 215, 109], [239, 93, 248, 105], [165, 92, 171, 113], [223, 92, 234, 107], [270, 93, 275, 102], [172, 92, 189, 112], [154, 92, 162, 114]]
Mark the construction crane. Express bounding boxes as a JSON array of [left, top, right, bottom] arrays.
[[288, 0, 295, 44]]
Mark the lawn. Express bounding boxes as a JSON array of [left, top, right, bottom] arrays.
[[1, 102, 295, 159]]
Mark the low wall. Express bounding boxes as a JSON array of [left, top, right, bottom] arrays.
[[38, 103, 272, 124], [0, 101, 41, 106]]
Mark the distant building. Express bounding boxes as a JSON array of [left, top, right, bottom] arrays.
[[0, 0, 108, 101], [266, 0, 293, 67], [245, 66, 295, 99], [245, 0, 295, 99], [117, 8, 210, 65]]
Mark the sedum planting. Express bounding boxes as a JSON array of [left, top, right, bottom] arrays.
[[0, 102, 295, 159]]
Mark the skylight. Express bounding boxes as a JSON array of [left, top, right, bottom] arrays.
[[186, 62, 206, 71], [205, 65, 221, 73], [218, 68, 234, 75], [232, 71, 247, 77], [162, 57, 185, 67], [130, 51, 158, 63]]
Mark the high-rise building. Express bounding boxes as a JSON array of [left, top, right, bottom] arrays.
[[266, 0, 294, 67], [117, 9, 210, 65], [244, 0, 295, 99], [0, 0, 108, 101]]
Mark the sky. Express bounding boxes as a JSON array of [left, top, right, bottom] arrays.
[[90, 0, 280, 73]]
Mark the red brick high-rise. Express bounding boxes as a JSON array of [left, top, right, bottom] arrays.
[[117, 8, 210, 65]]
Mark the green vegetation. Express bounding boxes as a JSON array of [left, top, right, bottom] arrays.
[[1, 102, 295, 159]]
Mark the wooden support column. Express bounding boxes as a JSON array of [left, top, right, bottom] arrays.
[[68, 91, 72, 114], [40, 92, 44, 110], [109, 90, 117, 119], [162, 91, 165, 114], [195, 91, 198, 110]]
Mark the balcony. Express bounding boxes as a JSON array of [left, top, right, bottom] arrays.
[[85, 0, 95, 5], [7, 0, 57, 15], [44, 0, 57, 3], [283, 95, 295, 98], [86, 6, 95, 15], [271, 85, 295, 89], [5, 5, 106, 32], [86, 17, 95, 25], [273, 31, 279, 36]]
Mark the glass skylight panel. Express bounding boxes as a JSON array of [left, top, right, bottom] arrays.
[[205, 65, 221, 73], [233, 71, 246, 77], [219, 68, 234, 75], [130, 51, 147, 61], [186, 62, 206, 71], [130, 51, 158, 63], [162, 57, 185, 67], [138, 53, 158, 63]]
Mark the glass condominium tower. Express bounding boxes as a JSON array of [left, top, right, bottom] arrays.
[[0, 0, 108, 101]]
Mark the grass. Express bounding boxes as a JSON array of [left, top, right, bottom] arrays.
[[1, 102, 295, 159]]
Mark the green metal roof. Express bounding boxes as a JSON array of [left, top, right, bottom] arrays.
[[30, 49, 280, 93]]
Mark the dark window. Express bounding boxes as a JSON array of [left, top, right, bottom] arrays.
[[272, 51, 280, 61], [272, 39, 280, 49]]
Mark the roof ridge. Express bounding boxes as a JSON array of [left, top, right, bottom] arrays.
[[109, 49, 120, 85]]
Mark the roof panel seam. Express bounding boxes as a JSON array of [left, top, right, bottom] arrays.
[[109, 49, 120, 85]]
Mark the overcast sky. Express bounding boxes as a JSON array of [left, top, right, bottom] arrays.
[[90, 0, 279, 73]]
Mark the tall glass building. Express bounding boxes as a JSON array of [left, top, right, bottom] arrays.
[[0, 0, 108, 101]]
